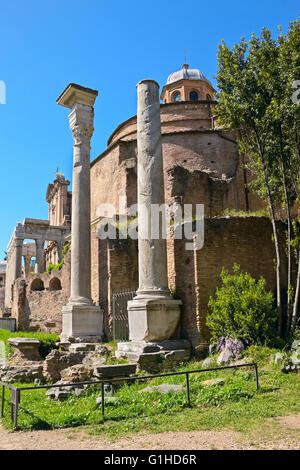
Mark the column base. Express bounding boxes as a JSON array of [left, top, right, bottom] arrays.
[[60, 304, 103, 343], [128, 296, 182, 342]]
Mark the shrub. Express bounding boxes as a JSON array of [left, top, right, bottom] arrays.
[[207, 264, 277, 346], [0, 329, 59, 359]]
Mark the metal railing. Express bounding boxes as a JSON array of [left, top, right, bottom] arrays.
[[0, 362, 259, 430], [112, 289, 137, 340]]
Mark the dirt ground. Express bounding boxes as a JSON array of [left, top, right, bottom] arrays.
[[0, 413, 299, 450]]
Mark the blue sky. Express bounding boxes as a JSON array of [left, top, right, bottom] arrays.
[[0, 0, 298, 257]]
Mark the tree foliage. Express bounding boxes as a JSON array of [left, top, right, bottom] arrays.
[[207, 265, 277, 345], [215, 21, 300, 335]]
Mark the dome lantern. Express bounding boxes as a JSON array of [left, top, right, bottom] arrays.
[[161, 64, 216, 104]]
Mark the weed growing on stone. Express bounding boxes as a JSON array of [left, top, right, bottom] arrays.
[[1, 347, 299, 439]]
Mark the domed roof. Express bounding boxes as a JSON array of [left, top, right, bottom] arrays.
[[167, 64, 212, 86]]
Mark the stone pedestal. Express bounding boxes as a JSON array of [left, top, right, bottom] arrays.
[[116, 340, 191, 372], [61, 304, 103, 342], [128, 297, 181, 342], [7, 337, 41, 362]]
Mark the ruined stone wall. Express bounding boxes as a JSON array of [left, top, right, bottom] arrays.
[[94, 216, 287, 348], [166, 166, 246, 217], [169, 217, 288, 353], [11, 250, 71, 333]]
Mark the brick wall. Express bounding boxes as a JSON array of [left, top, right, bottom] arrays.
[[170, 217, 288, 352], [93, 216, 288, 348]]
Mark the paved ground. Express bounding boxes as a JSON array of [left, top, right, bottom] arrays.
[[0, 414, 299, 450]]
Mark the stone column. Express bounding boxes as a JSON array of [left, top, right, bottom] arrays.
[[4, 252, 11, 310], [136, 80, 170, 297], [12, 239, 23, 281], [3, 239, 23, 314], [23, 255, 32, 277], [57, 83, 103, 342], [126, 80, 182, 343], [35, 239, 45, 273], [4, 250, 13, 311]]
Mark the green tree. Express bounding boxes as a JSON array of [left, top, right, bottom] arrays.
[[215, 21, 300, 336], [207, 265, 277, 345]]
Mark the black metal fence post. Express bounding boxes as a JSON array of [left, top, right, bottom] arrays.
[[254, 363, 259, 390], [101, 382, 105, 420], [13, 389, 20, 430], [1, 385, 4, 418], [186, 373, 190, 406]]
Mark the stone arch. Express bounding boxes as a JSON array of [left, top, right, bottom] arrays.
[[49, 277, 62, 291], [30, 278, 44, 291]]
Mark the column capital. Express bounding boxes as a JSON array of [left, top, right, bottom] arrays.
[[71, 123, 94, 146], [56, 83, 98, 109], [68, 104, 95, 146], [14, 238, 23, 248]]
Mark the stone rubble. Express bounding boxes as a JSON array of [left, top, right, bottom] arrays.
[[201, 357, 215, 369], [0, 363, 44, 383], [116, 340, 191, 372], [217, 349, 234, 365], [201, 378, 226, 387]]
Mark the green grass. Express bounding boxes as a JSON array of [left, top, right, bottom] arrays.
[[0, 329, 59, 359], [1, 347, 299, 439]]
